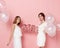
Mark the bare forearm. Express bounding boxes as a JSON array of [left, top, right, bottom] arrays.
[[8, 33, 13, 43], [7, 24, 15, 46]]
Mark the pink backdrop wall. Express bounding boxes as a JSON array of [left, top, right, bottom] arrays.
[[0, 0, 60, 48]]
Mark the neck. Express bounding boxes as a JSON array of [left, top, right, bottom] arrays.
[[41, 20, 45, 23], [15, 23, 18, 25]]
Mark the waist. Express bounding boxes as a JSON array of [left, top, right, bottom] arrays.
[[38, 32, 45, 35]]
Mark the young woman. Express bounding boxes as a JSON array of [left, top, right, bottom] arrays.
[[7, 16, 22, 48], [37, 12, 47, 48]]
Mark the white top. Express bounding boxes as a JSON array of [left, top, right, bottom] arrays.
[[37, 22, 47, 47], [13, 24, 22, 48], [38, 22, 47, 34], [13, 24, 22, 38]]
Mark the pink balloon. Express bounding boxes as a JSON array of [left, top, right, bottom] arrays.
[[29, 25, 32, 32], [21, 24, 38, 33], [21, 24, 27, 32], [26, 24, 31, 32], [30, 25, 35, 32], [35, 26, 38, 32]]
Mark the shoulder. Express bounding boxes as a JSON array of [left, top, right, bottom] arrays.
[[12, 24, 16, 28], [13, 24, 16, 26], [44, 22, 47, 26], [44, 21, 47, 24]]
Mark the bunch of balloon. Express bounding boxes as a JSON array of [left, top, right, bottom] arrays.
[[21, 24, 27, 33], [25, 24, 31, 32], [45, 13, 56, 37], [27, 24, 33, 32], [31, 25, 38, 33], [56, 23, 60, 31], [31, 25, 36, 32], [21, 24, 38, 33], [0, 0, 9, 23]]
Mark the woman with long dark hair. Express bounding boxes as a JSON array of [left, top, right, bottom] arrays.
[[37, 12, 47, 48]]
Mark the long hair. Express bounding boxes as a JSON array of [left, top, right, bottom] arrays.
[[38, 12, 45, 21], [13, 16, 21, 25]]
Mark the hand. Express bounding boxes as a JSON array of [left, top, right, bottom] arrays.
[[44, 29, 47, 33], [7, 42, 10, 46]]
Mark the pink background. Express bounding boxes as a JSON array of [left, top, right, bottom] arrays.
[[0, 0, 60, 48]]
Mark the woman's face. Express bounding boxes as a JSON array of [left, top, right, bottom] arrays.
[[17, 17, 21, 24], [39, 15, 44, 21]]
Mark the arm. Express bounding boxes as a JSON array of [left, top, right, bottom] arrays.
[[44, 23, 48, 34], [7, 24, 15, 46], [44, 30, 47, 34]]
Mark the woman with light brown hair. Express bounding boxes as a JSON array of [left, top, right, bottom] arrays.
[[7, 16, 22, 48]]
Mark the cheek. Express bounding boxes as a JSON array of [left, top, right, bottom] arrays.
[[18, 20, 20, 23], [18, 19, 20, 22], [39, 18, 41, 21], [40, 17, 43, 20], [17, 19, 20, 21], [39, 17, 42, 20], [17, 20, 19, 23]]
